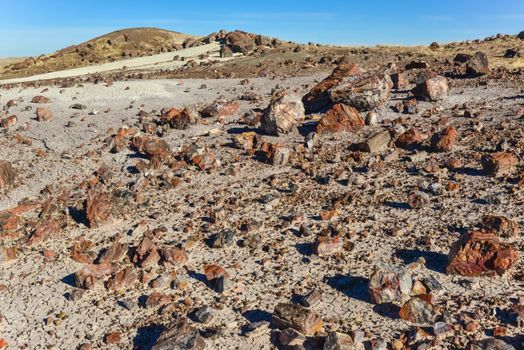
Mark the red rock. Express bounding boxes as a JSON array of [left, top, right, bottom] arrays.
[[27, 219, 61, 245], [482, 215, 520, 238], [200, 100, 239, 118], [328, 71, 393, 111], [204, 264, 229, 282], [272, 303, 323, 336], [74, 263, 113, 289], [430, 126, 458, 152], [481, 152, 518, 177], [407, 191, 429, 209], [314, 235, 343, 256], [395, 128, 423, 149], [0, 115, 17, 128], [0, 246, 17, 264], [261, 94, 305, 135], [446, 230, 518, 277], [151, 318, 206, 350], [104, 332, 121, 345], [160, 247, 188, 266], [132, 136, 170, 160], [369, 266, 413, 304], [316, 103, 364, 134], [259, 141, 290, 165], [145, 291, 172, 308], [85, 188, 113, 228], [0, 339, 7, 349], [98, 241, 128, 264], [106, 267, 137, 291], [412, 76, 449, 101], [390, 72, 409, 89], [466, 52, 489, 76], [191, 151, 219, 171], [162, 107, 199, 130], [70, 240, 97, 264], [232, 131, 257, 151], [399, 294, 439, 324], [0, 211, 19, 233], [31, 95, 50, 103], [133, 236, 160, 268], [36, 107, 53, 121], [0, 161, 16, 189], [303, 63, 360, 113]]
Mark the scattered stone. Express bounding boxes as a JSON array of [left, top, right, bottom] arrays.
[[70, 103, 87, 110], [430, 126, 458, 152], [369, 266, 412, 304], [446, 230, 518, 276], [36, 107, 53, 121], [260, 94, 305, 135], [407, 191, 430, 209], [316, 103, 364, 134], [151, 318, 206, 350], [299, 288, 322, 307], [412, 76, 448, 101], [272, 303, 323, 336], [323, 331, 354, 350], [360, 130, 391, 153], [466, 52, 489, 76], [399, 294, 439, 324], [85, 188, 113, 228], [193, 305, 214, 323], [74, 263, 112, 289], [481, 152, 518, 177], [467, 338, 516, 350], [314, 235, 343, 256], [0, 115, 17, 128], [0, 161, 16, 189], [200, 99, 239, 118], [390, 72, 408, 90], [481, 215, 520, 237], [31, 95, 50, 103]]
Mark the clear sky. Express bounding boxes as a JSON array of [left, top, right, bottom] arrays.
[[1, 0, 523, 57]]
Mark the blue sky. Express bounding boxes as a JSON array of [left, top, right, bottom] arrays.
[[1, 0, 523, 57]]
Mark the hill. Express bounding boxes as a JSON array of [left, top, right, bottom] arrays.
[[0, 27, 197, 78]]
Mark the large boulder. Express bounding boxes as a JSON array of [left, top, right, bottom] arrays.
[[466, 52, 489, 76], [328, 70, 393, 111], [302, 63, 360, 113], [412, 76, 448, 101], [261, 95, 305, 135], [316, 103, 364, 133], [446, 230, 518, 277]]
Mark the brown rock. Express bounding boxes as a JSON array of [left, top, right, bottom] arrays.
[[36, 107, 53, 121], [132, 136, 170, 160], [316, 103, 364, 134], [0, 246, 17, 264], [467, 338, 516, 350], [324, 331, 354, 350], [482, 215, 520, 238], [0, 115, 17, 128], [314, 236, 343, 256], [0, 161, 16, 189], [160, 247, 188, 266], [446, 230, 518, 277], [328, 71, 393, 111], [259, 141, 291, 165], [162, 107, 199, 130], [303, 63, 361, 113], [430, 126, 458, 152], [466, 52, 489, 76], [369, 265, 413, 304], [390, 72, 409, 90], [360, 130, 391, 153], [152, 318, 206, 350], [27, 219, 61, 245], [74, 263, 113, 289], [133, 236, 160, 268], [399, 294, 439, 324], [145, 292, 172, 308], [407, 191, 430, 209], [395, 128, 423, 149], [104, 332, 121, 345], [106, 267, 137, 291], [481, 152, 518, 177], [98, 242, 128, 264], [412, 76, 449, 101], [261, 94, 305, 135], [272, 303, 323, 336], [31, 95, 50, 103], [200, 100, 239, 118], [85, 188, 113, 228], [204, 264, 229, 282]]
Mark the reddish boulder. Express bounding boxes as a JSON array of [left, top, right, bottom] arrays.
[[31, 95, 50, 103], [412, 76, 449, 101], [430, 126, 458, 152], [36, 107, 53, 121], [302, 63, 360, 113], [85, 189, 113, 228], [481, 152, 518, 177], [482, 215, 520, 238], [0, 115, 17, 128], [200, 100, 239, 118], [316, 103, 364, 134], [133, 236, 160, 268], [74, 263, 113, 289], [0, 161, 16, 189], [446, 230, 518, 277], [395, 128, 423, 149], [261, 94, 305, 135], [466, 52, 489, 76]]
